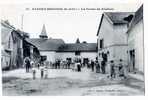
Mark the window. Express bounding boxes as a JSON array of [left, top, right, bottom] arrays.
[[107, 51, 109, 54], [100, 39, 104, 49], [83, 58, 89, 64], [66, 58, 72, 63], [41, 55, 47, 62], [8, 36, 11, 49], [6, 61, 8, 66], [99, 53, 100, 57], [75, 51, 80, 55]]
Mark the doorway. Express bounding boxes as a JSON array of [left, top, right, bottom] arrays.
[[83, 58, 89, 66], [129, 49, 135, 72]]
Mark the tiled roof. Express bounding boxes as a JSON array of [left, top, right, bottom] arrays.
[[97, 12, 134, 36], [26, 38, 97, 52], [1, 20, 15, 44], [26, 38, 65, 51], [1, 20, 15, 30], [57, 43, 97, 52], [127, 5, 143, 32], [105, 12, 134, 24], [1, 20, 30, 44]]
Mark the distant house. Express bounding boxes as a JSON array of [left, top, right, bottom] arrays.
[[1, 20, 24, 69], [1, 20, 14, 69], [1, 20, 40, 70], [23, 39, 40, 63], [26, 38, 65, 62], [27, 25, 97, 64], [57, 41, 97, 64], [126, 5, 144, 73], [97, 12, 133, 68]]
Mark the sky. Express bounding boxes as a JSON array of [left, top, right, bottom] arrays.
[[1, 0, 143, 43]]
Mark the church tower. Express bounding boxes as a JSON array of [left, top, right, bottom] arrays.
[[76, 38, 80, 43], [39, 24, 48, 39]]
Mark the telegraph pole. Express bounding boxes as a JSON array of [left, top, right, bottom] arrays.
[[21, 14, 24, 30]]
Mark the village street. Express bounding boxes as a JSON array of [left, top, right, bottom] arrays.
[[2, 67, 144, 96]]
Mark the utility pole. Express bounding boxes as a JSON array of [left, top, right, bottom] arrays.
[[21, 14, 24, 61], [21, 14, 24, 30]]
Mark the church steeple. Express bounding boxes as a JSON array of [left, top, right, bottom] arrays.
[[39, 24, 48, 39], [76, 38, 80, 43]]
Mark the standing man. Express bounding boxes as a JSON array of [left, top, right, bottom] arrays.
[[32, 63, 36, 80], [77, 61, 81, 72], [101, 60, 106, 74], [40, 63, 44, 79], [24, 57, 31, 73], [110, 60, 115, 78], [91, 60, 95, 72], [118, 59, 126, 79], [37, 63, 40, 69], [44, 66, 48, 79], [95, 60, 100, 73], [30, 59, 34, 69], [44, 60, 49, 79]]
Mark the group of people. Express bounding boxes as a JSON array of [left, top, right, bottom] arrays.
[[23, 56, 127, 80], [109, 59, 127, 79], [24, 57, 49, 80], [89, 59, 127, 79], [53, 60, 71, 69], [24, 57, 31, 73], [89, 60, 106, 74], [70, 59, 106, 73]]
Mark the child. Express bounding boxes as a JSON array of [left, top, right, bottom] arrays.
[[77, 62, 81, 72], [95, 60, 100, 73], [37, 63, 40, 69], [40, 63, 44, 79], [110, 60, 115, 78], [44, 66, 48, 79], [32, 63, 36, 80], [30, 60, 34, 69], [118, 59, 126, 79]]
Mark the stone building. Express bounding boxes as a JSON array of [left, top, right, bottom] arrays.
[[97, 12, 133, 69], [1, 20, 40, 70], [1, 20, 14, 69], [26, 24, 65, 62], [126, 5, 144, 73], [27, 25, 97, 64], [57, 41, 97, 64], [97, 5, 144, 74], [1, 20, 24, 69]]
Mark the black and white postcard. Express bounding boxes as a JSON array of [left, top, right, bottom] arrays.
[[0, 0, 145, 96]]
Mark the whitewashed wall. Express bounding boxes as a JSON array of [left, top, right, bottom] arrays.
[[56, 52, 97, 61], [98, 15, 128, 48], [97, 45, 128, 71], [40, 51, 56, 62], [1, 46, 11, 68], [98, 14, 114, 48], [113, 46, 128, 64], [113, 24, 128, 44], [128, 19, 144, 72], [1, 24, 14, 49], [40, 51, 97, 63], [56, 52, 75, 61], [97, 14, 128, 65], [1, 25, 12, 68], [81, 52, 97, 60]]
